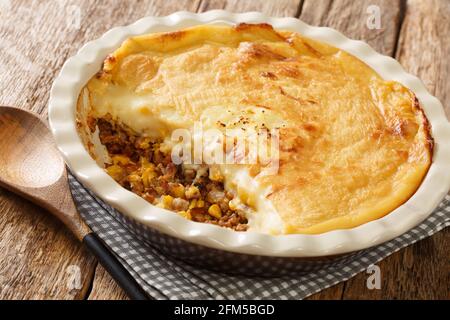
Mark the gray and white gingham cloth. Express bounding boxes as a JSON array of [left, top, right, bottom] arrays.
[[68, 175, 450, 299]]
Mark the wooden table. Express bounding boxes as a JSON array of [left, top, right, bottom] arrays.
[[0, 0, 448, 300]]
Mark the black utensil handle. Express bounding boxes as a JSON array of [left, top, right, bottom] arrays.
[[83, 232, 148, 300]]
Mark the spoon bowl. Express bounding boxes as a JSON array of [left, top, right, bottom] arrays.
[[0, 106, 89, 239], [0, 106, 64, 188]]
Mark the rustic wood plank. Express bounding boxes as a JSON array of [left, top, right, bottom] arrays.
[[88, 265, 129, 300], [397, 0, 450, 118], [0, 189, 96, 299], [306, 283, 344, 300], [300, 0, 404, 56], [341, 0, 450, 300], [198, 0, 302, 16]]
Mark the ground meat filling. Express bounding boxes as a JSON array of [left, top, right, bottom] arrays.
[[95, 116, 249, 231]]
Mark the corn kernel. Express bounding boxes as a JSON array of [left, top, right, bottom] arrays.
[[196, 199, 205, 208], [208, 204, 222, 219], [162, 195, 173, 209], [128, 174, 141, 183], [178, 211, 192, 220], [138, 137, 152, 149], [139, 156, 151, 167], [237, 185, 249, 204], [106, 165, 124, 181], [246, 194, 257, 207], [189, 199, 197, 209], [112, 155, 129, 165], [185, 185, 200, 199], [228, 199, 238, 211], [142, 167, 156, 188], [170, 184, 185, 198], [142, 162, 155, 171]]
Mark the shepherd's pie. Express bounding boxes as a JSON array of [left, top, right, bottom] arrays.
[[77, 23, 433, 235]]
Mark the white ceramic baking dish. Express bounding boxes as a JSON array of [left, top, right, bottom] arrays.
[[48, 10, 450, 260]]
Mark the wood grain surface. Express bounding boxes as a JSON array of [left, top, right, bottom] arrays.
[[0, 0, 448, 300]]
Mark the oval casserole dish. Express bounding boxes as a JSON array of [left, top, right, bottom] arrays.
[[48, 11, 450, 269]]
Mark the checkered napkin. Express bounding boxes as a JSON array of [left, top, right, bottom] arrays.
[[68, 174, 450, 299]]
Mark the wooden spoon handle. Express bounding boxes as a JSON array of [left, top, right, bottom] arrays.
[[83, 233, 149, 300], [0, 176, 92, 241]]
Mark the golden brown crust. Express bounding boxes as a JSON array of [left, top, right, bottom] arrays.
[[413, 96, 434, 158], [234, 23, 286, 41], [235, 22, 275, 32]]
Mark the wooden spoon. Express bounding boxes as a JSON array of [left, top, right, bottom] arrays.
[[0, 106, 148, 300]]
